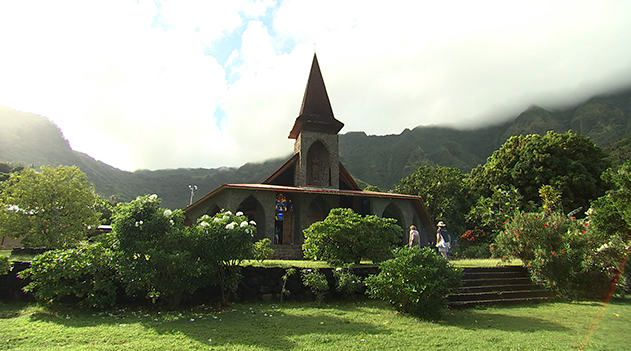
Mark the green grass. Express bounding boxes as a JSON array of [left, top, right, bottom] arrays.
[[0, 299, 628, 350], [449, 258, 524, 267], [0, 249, 37, 262], [242, 258, 523, 269], [2, 249, 520, 268]]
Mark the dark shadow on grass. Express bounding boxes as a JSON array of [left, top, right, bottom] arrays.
[[28, 302, 389, 350], [0, 301, 28, 319], [442, 305, 569, 333]]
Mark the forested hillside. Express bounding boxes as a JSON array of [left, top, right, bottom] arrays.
[[1, 87, 630, 208]]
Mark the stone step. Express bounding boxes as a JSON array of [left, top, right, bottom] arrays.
[[462, 271, 528, 279], [458, 283, 542, 294], [447, 266, 556, 307], [446, 289, 555, 303], [449, 296, 557, 307], [462, 276, 532, 287]]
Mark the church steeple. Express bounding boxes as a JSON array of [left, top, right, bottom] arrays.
[[288, 54, 344, 139]]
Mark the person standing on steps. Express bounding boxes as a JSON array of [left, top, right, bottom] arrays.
[[435, 221, 450, 259], [408, 225, 420, 248]]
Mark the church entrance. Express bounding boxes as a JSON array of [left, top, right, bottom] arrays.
[[274, 193, 294, 244]]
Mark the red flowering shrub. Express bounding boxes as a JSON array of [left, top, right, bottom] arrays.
[[493, 211, 611, 299]]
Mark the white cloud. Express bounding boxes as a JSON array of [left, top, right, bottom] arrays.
[[1, 0, 631, 171]]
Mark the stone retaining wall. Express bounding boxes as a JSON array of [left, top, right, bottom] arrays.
[[0, 262, 379, 305]]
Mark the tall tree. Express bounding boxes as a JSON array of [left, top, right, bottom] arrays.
[[0, 165, 101, 248], [394, 165, 473, 235], [470, 131, 610, 215]]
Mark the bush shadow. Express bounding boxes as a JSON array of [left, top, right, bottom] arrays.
[[443, 305, 570, 333], [28, 302, 389, 350]]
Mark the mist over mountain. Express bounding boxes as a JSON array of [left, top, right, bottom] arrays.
[[1, 87, 630, 209]]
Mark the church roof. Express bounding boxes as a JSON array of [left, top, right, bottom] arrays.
[[261, 153, 362, 191], [288, 54, 344, 139], [186, 183, 428, 212]]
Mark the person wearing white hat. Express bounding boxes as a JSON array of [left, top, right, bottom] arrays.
[[408, 225, 421, 248], [435, 221, 450, 259]]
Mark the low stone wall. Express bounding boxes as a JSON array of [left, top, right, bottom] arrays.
[[0, 262, 380, 305]]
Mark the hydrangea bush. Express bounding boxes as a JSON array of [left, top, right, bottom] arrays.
[[190, 210, 256, 303]]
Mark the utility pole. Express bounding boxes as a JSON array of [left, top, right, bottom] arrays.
[[188, 185, 198, 206]]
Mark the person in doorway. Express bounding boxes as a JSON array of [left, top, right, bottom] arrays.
[[435, 221, 450, 259], [408, 225, 420, 248]]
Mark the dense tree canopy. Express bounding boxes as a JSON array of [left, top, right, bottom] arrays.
[[394, 165, 472, 235], [470, 131, 610, 215], [0, 165, 101, 248], [303, 208, 401, 265]]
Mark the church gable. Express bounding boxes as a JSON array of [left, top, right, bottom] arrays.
[[262, 154, 298, 186]]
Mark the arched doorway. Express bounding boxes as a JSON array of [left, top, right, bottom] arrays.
[[306, 196, 329, 228], [206, 204, 220, 217], [382, 203, 406, 245], [237, 196, 266, 240], [273, 193, 294, 245]]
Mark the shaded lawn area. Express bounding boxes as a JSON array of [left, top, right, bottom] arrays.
[[1, 299, 628, 350]]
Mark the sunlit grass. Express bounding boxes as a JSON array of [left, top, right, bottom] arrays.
[[449, 258, 523, 267], [0, 249, 37, 262], [0, 299, 628, 350], [242, 258, 523, 269]]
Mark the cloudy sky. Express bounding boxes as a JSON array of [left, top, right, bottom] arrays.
[[1, 1, 631, 171]]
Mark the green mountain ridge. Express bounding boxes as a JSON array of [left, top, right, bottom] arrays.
[[2, 87, 631, 209]]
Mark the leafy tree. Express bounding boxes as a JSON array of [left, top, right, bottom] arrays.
[[302, 208, 401, 265], [111, 194, 200, 306], [0, 256, 10, 274], [365, 247, 462, 320], [470, 131, 610, 215], [0, 165, 101, 249], [20, 242, 120, 308], [466, 185, 523, 233], [586, 161, 631, 295], [395, 165, 473, 236], [0, 162, 24, 182]]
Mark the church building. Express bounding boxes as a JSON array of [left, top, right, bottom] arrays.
[[184, 54, 433, 258]]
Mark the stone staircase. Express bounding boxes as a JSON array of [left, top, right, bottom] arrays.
[[447, 265, 556, 307]]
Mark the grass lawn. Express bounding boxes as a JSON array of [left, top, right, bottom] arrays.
[[0, 249, 36, 262], [242, 258, 522, 269], [1, 299, 628, 350], [4, 250, 520, 268]]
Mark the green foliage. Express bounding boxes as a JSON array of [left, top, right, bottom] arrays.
[[252, 238, 274, 263], [470, 131, 610, 217], [112, 194, 201, 306], [493, 211, 612, 299], [190, 210, 256, 304], [333, 268, 363, 297], [395, 165, 473, 235], [365, 247, 462, 320], [0, 165, 101, 249], [466, 185, 523, 234], [0, 255, 11, 274], [280, 268, 296, 302], [20, 243, 119, 308], [300, 268, 329, 303], [457, 244, 492, 259], [302, 208, 401, 265], [585, 161, 631, 296]]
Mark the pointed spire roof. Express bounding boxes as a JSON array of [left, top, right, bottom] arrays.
[[289, 54, 344, 139]]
